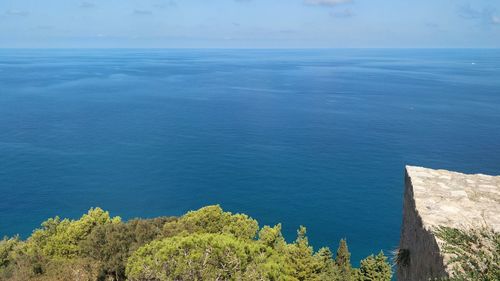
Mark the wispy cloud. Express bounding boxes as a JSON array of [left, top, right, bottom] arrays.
[[153, 0, 177, 9], [305, 0, 352, 6], [458, 4, 499, 25], [459, 4, 487, 19], [5, 9, 29, 16], [425, 22, 439, 29], [79, 2, 95, 9], [133, 9, 153, 15], [492, 15, 500, 25], [330, 8, 353, 18], [34, 25, 54, 30]]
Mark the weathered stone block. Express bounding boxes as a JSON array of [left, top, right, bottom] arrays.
[[398, 166, 500, 281]]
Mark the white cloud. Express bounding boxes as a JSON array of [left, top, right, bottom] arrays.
[[5, 9, 29, 16], [493, 16, 500, 24], [304, 0, 352, 6], [459, 5, 500, 26]]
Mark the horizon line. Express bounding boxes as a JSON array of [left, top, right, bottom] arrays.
[[1, 47, 500, 50]]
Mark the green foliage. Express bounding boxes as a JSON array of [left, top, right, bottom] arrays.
[[81, 217, 174, 281], [28, 208, 121, 259], [0, 236, 20, 279], [259, 224, 287, 251], [286, 226, 322, 281], [315, 247, 340, 280], [435, 226, 500, 281], [126, 233, 293, 281], [336, 238, 352, 281], [0, 237, 19, 269], [163, 205, 259, 240], [1, 205, 393, 281], [0, 242, 99, 281], [355, 251, 392, 281]]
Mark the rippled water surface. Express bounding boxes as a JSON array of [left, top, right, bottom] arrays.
[[1, 49, 499, 263]]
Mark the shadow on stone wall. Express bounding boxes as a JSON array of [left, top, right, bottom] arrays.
[[397, 169, 448, 281]]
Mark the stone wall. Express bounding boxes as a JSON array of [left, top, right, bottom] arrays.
[[397, 166, 500, 281]]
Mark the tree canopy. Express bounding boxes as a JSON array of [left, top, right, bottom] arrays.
[[0, 205, 393, 281]]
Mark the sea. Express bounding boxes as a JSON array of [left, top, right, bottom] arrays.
[[1, 48, 499, 264]]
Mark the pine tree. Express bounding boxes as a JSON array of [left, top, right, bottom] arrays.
[[356, 251, 392, 281], [287, 226, 321, 281], [315, 247, 340, 280], [336, 239, 352, 281]]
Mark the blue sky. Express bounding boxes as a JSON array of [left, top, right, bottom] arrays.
[[1, 0, 500, 48]]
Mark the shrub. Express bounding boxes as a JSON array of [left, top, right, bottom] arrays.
[[436, 226, 500, 281]]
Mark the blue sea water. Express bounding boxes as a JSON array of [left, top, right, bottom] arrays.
[[1, 49, 499, 264]]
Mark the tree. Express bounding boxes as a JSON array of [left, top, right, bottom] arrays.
[[0, 236, 20, 279], [258, 224, 287, 251], [80, 216, 174, 281], [163, 205, 259, 240], [0, 208, 121, 280], [28, 208, 121, 259], [126, 233, 293, 281], [355, 251, 392, 281], [286, 226, 322, 281], [336, 239, 352, 281], [0, 206, 395, 281], [0, 237, 19, 269], [81, 223, 132, 281], [315, 247, 340, 281]]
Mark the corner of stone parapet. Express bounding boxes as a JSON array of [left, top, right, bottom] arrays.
[[398, 165, 500, 281], [405, 165, 500, 231], [404, 165, 430, 180]]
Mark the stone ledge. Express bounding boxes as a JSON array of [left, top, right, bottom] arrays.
[[398, 166, 500, 281], [406, 165, 500, 232]]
